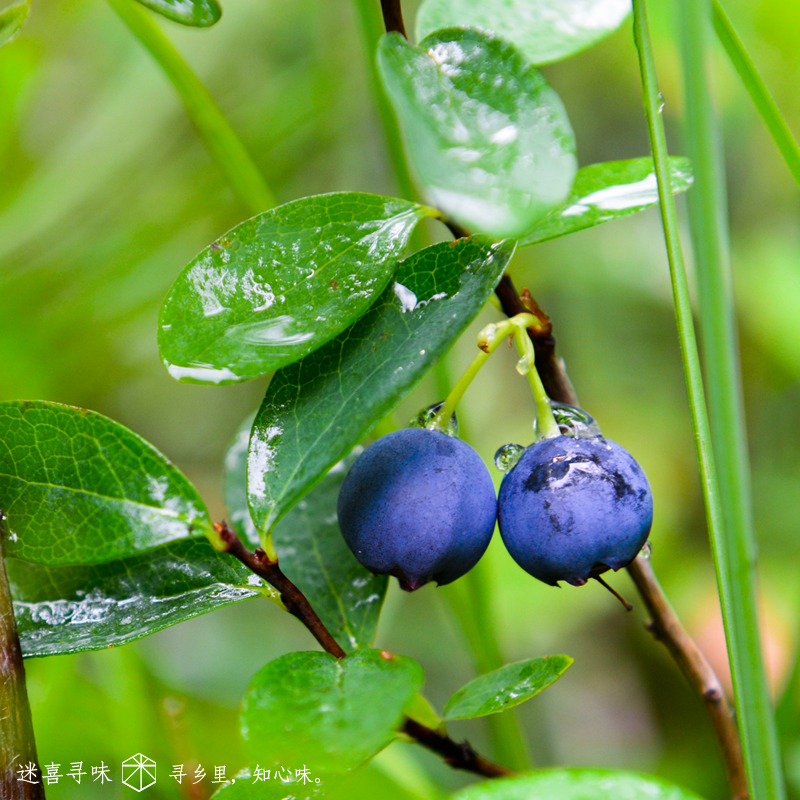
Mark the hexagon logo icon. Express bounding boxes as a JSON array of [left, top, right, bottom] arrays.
[[121, 754, 156, 792]]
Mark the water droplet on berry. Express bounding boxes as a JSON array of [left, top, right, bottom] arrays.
[[409, 401, 459, 437], [551, 402, 602, 439], [494, 443, 525, 472], [639, 541, 652, 559]]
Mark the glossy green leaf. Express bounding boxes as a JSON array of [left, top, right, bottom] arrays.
[[224, 419, 388, 653], [377, 30, 576, 239], [159, 193, 436, 385], [0, 401, 211, 565], [415, 0, 631, 66], [241, 649, 424, 775], [519, 157, 693, 246], [247, 235, 515, 534], [452, 770, 705, 800], [133, 0, 220, 28], [443, 655, 572, 720], [9, 539, 265, 658], [0, 0, 29, 46]]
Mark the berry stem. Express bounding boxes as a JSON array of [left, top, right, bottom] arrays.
[[511, 325, 560, 441], [433, 313, 560, 438], [433, 350, 489, 431]]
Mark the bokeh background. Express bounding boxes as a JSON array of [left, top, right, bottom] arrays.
[[2, 0, 800, 797]]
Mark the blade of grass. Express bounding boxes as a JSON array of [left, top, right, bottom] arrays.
[[351, 0, 418, 203], [712, 0, 800, 189], [107, 0, 275, 216], [677, 1, 784, 796], [632, 1, 784, 798]]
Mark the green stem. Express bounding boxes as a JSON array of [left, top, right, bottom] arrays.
[[677, 1, 784, 797], [351, 0, 418, 203], [433, 314, 557, 435], [712, 0, 800, 189], [632, 1, 784, 797], [512, 326, 560, 440], [107, 0, 275, 217], [433, 350, 489, 431]]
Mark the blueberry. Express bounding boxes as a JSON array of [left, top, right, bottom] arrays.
[[337, 427, 497, 590], [497, 435, 652, 587]]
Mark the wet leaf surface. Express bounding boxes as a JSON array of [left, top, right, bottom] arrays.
[[241, 649, 423, 776], [378, 30, 576, 238], [134, 0, 221, 27], [519, 157, 692, 246], [443, 655, 573, 720], [0, 401, 211, 565], [159, 193, 436, 384], [416, 0, 631, 66], [10, 539, 263, 657]]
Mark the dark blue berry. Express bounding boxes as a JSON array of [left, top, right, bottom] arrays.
[[498, 435, 652, 587], [337, 427, 497, 590]]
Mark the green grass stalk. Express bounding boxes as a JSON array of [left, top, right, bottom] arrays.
[[677, 1, 784, 795], [712, 1, 800, 189], [108, 0, 275, 216], [632, 0, 784, 797]]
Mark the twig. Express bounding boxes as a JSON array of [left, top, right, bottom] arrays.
[[380, 0, 407, 37], [627, 554, 748, 800], [214, 522, 346, 658], [0, 524, 45, 800], [214, 523, 514, 780], [401, 720, 515, 778]]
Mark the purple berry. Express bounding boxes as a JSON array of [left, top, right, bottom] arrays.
[[498, 435, 652, 586], [337, 427, 497, 590]]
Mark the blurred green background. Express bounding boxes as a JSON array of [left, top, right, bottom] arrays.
[[2, 0, 799, 797]]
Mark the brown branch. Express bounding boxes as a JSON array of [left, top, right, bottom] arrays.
[[214, 522, 347, 659], [627, 554, 748, 800], [380, 0, 406, 37], [0, 525, 45, 800], [401, 719, 515, 778], [214, 523, 514, 780], [494, 274, 578, 406]]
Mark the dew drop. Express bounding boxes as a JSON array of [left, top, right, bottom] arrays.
[[639, 541, 652, 560], [494, 443, 525, 472], [515, 354, 534, 375], [551, 402, 602, 439], [410, 401, 459, 437], [657, 92, 665, 113]]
